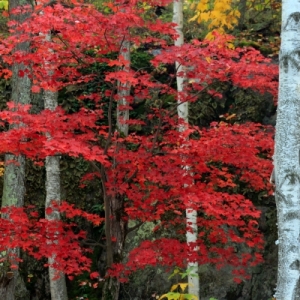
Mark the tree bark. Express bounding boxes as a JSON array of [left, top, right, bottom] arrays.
[[173, 0, 199, 298], [274, 3, 300, 300], [44, 90, 68, 300], [0, 0, 32, 298], [42, 28, 67, 299], [102, 193, 126, 300], [102, 32, 130, 300], [116, 39, 130, 137]]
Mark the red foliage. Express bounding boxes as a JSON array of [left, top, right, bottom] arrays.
[[0, 0, 277, 282], [0, 204, 102, 276]]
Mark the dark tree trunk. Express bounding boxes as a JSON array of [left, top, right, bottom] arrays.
[[102, 193, 127, 300]]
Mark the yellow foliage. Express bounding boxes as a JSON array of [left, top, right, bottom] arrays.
[[196, 0, 208, 11], [189, 12, 200, 22], [159, 282, 198, 300], [0, 162, 4, 177], [189, 0, 240, 39], [198, 12, 210, 22]]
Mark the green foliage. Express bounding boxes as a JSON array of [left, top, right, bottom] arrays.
[[0, 0, 8, 10], [0, 77, 10, 110], [189, 82, 276, 127], [158, 267, 199, 300], [24, 160, 45, 206], [169, 266, 199, 280], [159, 283, 198, 300], [131, 49, 153, 71]]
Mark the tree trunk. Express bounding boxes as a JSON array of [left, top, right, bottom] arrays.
[[102, 31, 130, 300], [173, 0, 199, 297], [274, 3, 300, 300], [0, 0, 32, 298], [102, 194, 126, 300], [44, 90, 68, 300], [116, 39, 130, 137]]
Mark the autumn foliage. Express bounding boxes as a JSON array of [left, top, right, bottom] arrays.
[[0, 0, 277, 285]]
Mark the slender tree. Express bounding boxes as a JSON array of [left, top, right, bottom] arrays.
[[0, 0, 31, 298], [42, 32, 68, 300], [44, 91, 68, 300], [173, 0, 199, 298], [102, 5, 131, 298], [273, 2, 300, 299]]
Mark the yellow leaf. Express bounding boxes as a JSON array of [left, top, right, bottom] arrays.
[[210, 9, 222, 17], [198, 12, 210, 22], [171, 284, 179, 292], [233, 9, 241, 18], [159, 293, 181, 300], [209, 18, 222, 28], [205, 56, 211, 63], [226, 42, 235, 49], [0, 0, 8, 10], [205, 29, 224, 40], [197, 0, 208, 11], [178, 283, 189, 292], [205, 31, 214, 40], [225, 113, 236, 120], [214, 2, 230, 11], [189, 12, 200, 22]]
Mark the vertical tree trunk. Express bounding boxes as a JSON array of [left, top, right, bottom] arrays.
[[102, 36, 130, 300], [274, 3, 300, 300], [173, 0, 199, 298], [44, 90, 68, 300], [42, 29, 68, 299], [116, 39, 130, 137], [0, 0, 32, 298]]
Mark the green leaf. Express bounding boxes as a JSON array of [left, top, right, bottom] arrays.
[[159, 292, 181, 300], [168, 267, 181, 279], [184, 294, 199, 300]]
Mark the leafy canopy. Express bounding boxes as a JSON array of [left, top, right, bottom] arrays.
[[0, 0, 277, 283]]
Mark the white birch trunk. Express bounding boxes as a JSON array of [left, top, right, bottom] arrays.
[[173, 0, 199, 297], [42, 34, 68, 300], [44, 90, 68, 300], [116, 39, 130, 136], [274, 2, 300, 299]]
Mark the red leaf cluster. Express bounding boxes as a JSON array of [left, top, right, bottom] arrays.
[[0, 0, 277, 281]]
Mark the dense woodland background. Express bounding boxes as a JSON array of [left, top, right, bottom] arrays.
[[0, 0, 280, 299]]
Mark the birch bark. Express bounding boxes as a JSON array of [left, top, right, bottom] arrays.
[[274, 2, 300, 299], [173, 0, 199, 298], [44, 91, 68, 300], [42, 34, 68, 300]]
